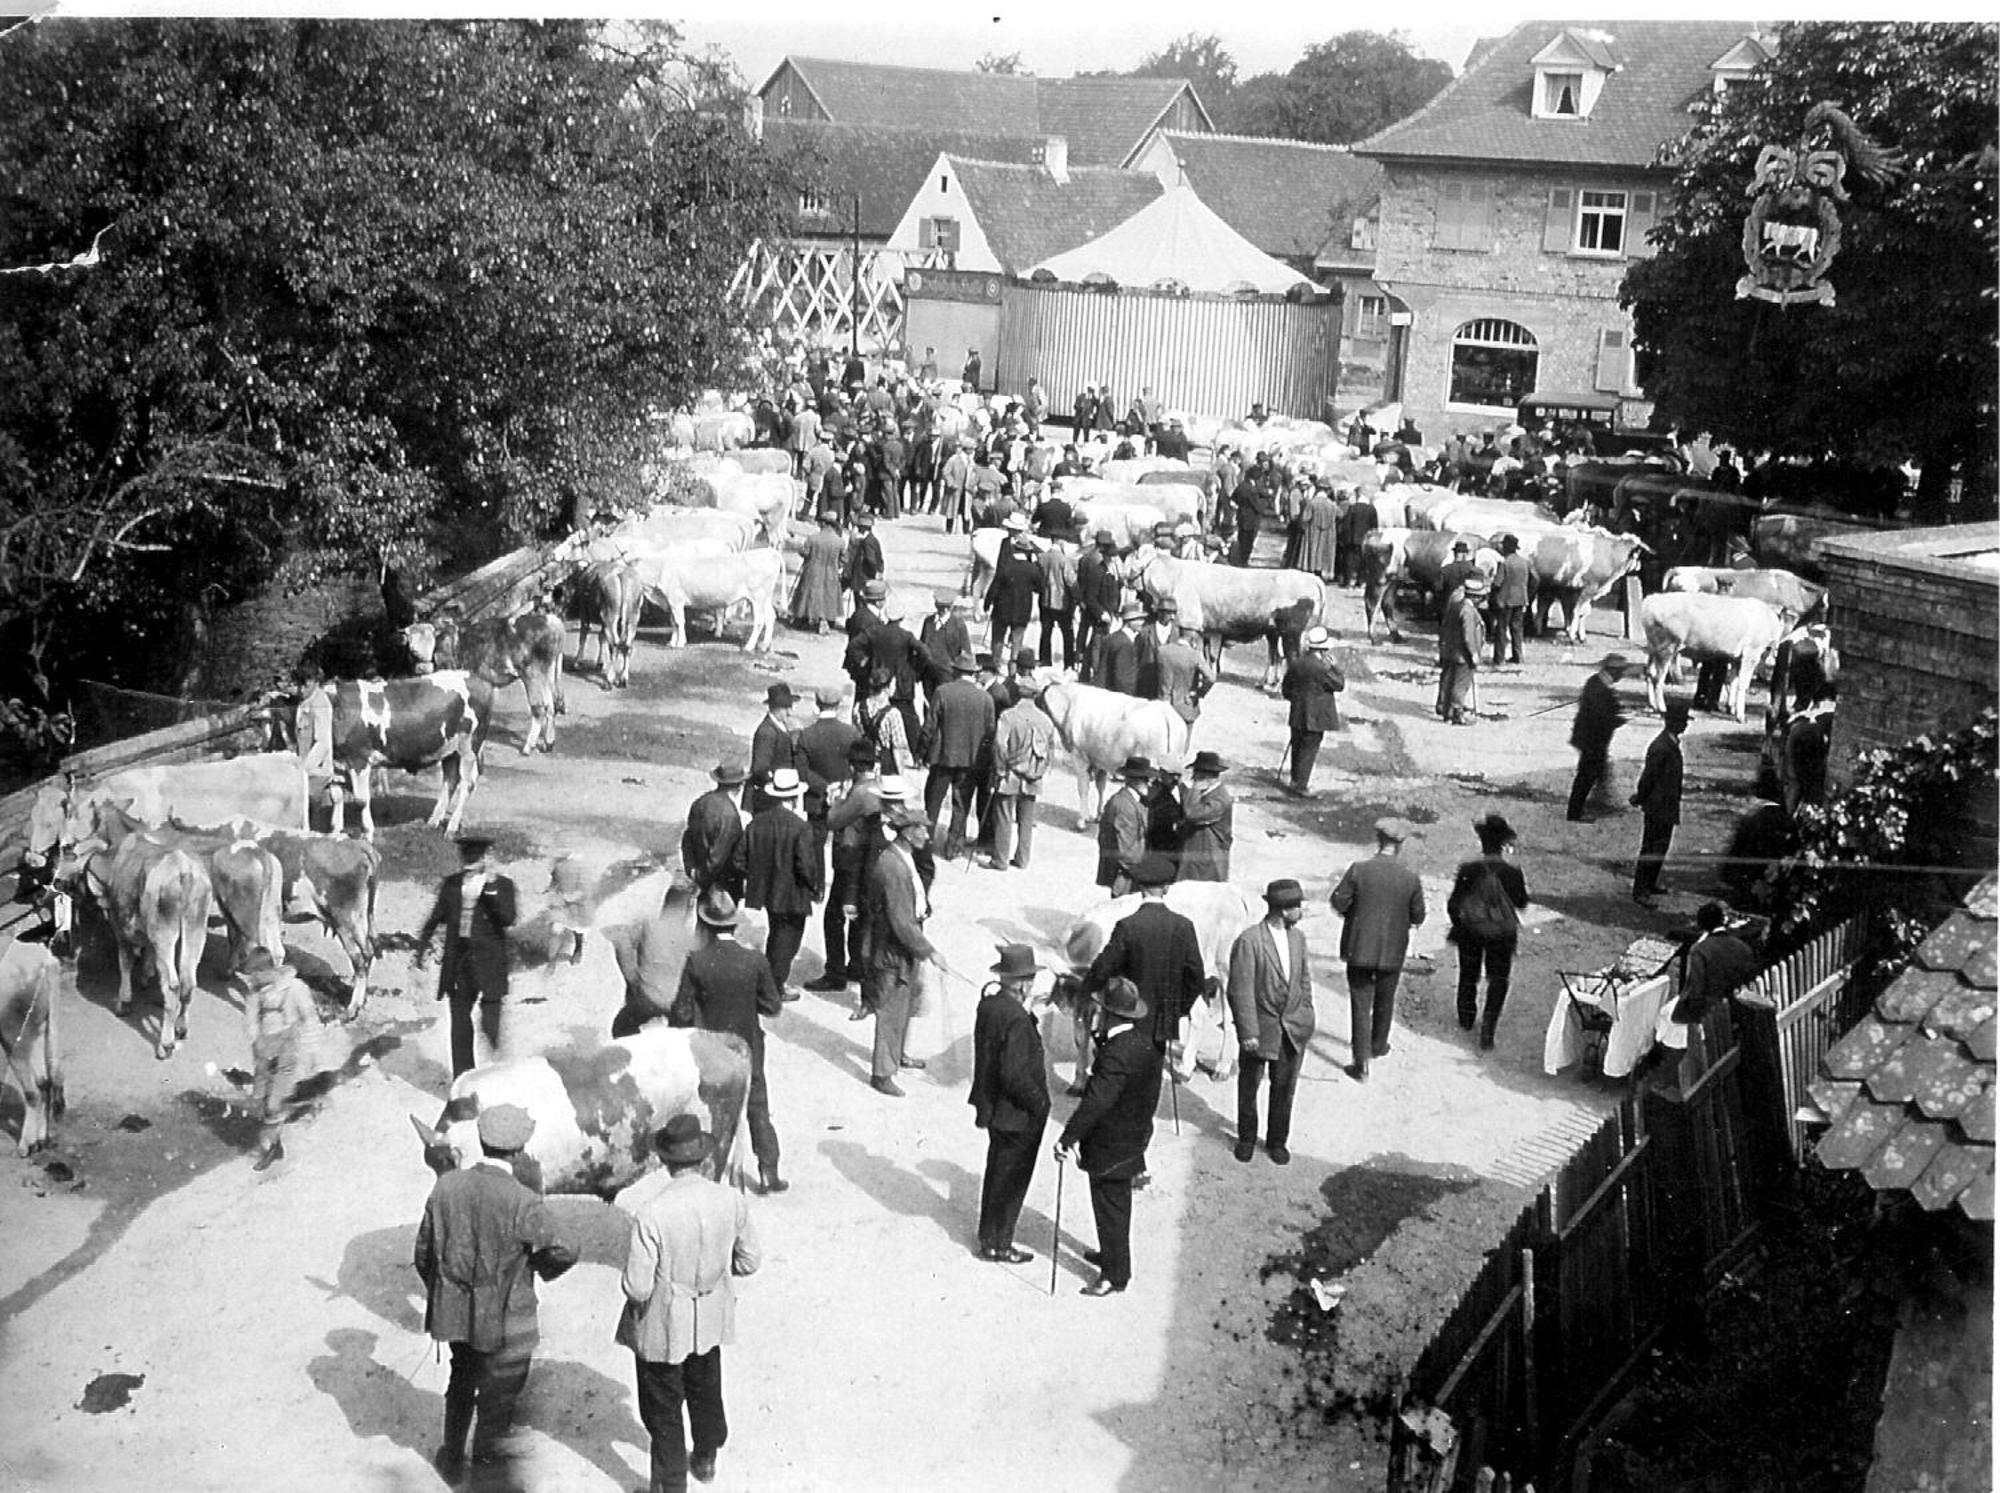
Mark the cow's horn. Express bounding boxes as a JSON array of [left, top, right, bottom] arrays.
[[409, 1115, 442, 1149]]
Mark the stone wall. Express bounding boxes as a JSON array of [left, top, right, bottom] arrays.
[[1818, 525, 2000, 789]]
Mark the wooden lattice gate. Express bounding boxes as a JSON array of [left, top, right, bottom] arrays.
[[731, 238, 923, 355]]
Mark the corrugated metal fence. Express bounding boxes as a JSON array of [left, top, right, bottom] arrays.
[[995, 282, 1340, 425]]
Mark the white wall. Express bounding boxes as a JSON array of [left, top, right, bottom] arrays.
[[884, 154, 1004, 275]]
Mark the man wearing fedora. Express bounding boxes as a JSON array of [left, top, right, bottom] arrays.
[[240, 948, 321, 1171], [1568, 653, 1631, 822], [922, 649, 995, 861], [1085, 852, 1205, 1068], [738, 767, 822, 998], [681, 762, 748, 901], [866, 593, 927, 750], [1176, 751, 1234, 882], [810, 737, 884, 996], [840, 507, 884, 607], [1437, 573, 1487, 726], [414, 1103, 578, 1483], [1330, 819, 1427, 1081], [416, 836, 519, 1078], [1446, 815, 1531, 1050], [1073, 530, 1123, 679], [1095, 756, 1154, 896], [970, 944, 1051, 1264], [749, 683, 803, 812], [988, 669, 1059, 872], [1055, 976, 1162, 1296], [1491, 533, 1533, 666], [860, 807, 947, 1096], [1097, 599, 1147, 697], [1437, 538, 1481, 607], [617, 1114, 761, 1493], [1281, 626, 1346, 797], [671, 888, 787, 1194], [1227, 879, 1315, 1164], [1630, 699, 1690, 906]]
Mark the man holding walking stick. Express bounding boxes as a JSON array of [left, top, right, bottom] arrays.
[[969, 944, 1050, 1265], [1055, 977, 1162, 1297]]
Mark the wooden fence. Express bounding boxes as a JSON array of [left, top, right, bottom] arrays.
[[1390, 1005, 1763, 1493], [1733, 913, 1873, 1165]]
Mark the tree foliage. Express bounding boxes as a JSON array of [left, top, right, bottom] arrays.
[[1215, 31, 1451, 144], [1133, 33, 1238, 119], [976, 51, 1026, 76], [0, 18, 797, 694], [1622, 23, 1998, 504]]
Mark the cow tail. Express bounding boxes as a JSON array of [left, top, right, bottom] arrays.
[[40, 957, 63, 1119], [257, 850, 285, 958]]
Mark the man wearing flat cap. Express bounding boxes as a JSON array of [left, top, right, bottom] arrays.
[[617, 1114, 760, 1493], [1436, 573, 1486, 726], [415, 1102, 578, 1483], [1055, 976, 1162, 1297], [1228, 880, 1316, 1164], [1330, 819, 1427, 1081], [840, 507, 884, 608], [918, 590, 971, 709], [416, 836, 519, 1077], [681, 761, 748, 901], [970, 945, 1051, 1264], [842, 577, 890, 695], [1085, 851, 1206, 1071], [1630, 699, 1690, 906]]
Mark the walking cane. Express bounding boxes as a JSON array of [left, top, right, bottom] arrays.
[[1167, 1053, 1182, 1136], [1049, 1154, 1064, 1297]]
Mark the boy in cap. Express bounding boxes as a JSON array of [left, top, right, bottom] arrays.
[[415, 1103, 578, 1482], [241, 949, 321, 1171], [617, 1114, 761, 1493], [970, 944, 1051, 1263], [1330, 819, 1427, 1081], [1227, 880, 1315, 1164], [416, 836, 519, 1077], [1630, 699, 1690, 905]]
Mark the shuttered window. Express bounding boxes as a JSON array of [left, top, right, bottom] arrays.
[[1436, 179, 1496, 252], [1626, 190, 1658, 258], [1595, 327, 1634, 394], [1543, 188, 1574, 253]]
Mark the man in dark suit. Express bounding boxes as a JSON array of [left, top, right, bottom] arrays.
[[795, 685, 861, 889], [737, 768, 822, 997], [749, 683, 802, 812], [1085, 852, 1205, 1065], [416, 836, 519, 1077], [1330, 818, 1427, 1081], [1094, 756, 1153, 895], [970, 943, 1051, 1264], [681, 761, 748, 899], [867, 594, 927, 748], [922, 650, 995, 860], [414, 1104, 577, 1481], [1073, 531, 1122, 680], [840, 510, 884, 610], [1568, 653, 1631, 822], [1097, 600, 1146, 696], [917, 590, 970, 706], [1228, 879, 1316, 1164], [670, 888, 787, 1194], [1630, 699, 1689, 905], [810, 738, 887, 995], [1055, 977, 1162, 1297], [860, 807, 947, 1096], [1281, 626, 1346, 797], [842, 577, 889, 694]]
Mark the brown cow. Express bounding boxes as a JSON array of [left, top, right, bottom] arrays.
[[583, 561, 646, 689], [73, 821, 214, 1059], [404, 611, 566, 754]]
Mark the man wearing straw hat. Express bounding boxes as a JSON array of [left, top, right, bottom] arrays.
[[672, 887, 787, 1195], [414, 1103, 578, 1484], [617, 1114, 761, 1493], [1055, 976, 1162, 1297], [1227, 879, 1315, 1165], [859, 806, 947, 1097], [739, 767, 821, 998], [970, 944, 1051, 1265], [1280, 626, 1345, 798]]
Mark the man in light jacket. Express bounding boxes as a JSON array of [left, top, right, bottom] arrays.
[[1228, 878, 1315, 1165], [985, 673, 1059, 871], [617, 1115, 760, 1493]]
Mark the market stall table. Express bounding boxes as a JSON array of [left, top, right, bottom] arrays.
[[1543, 936, 1683, 1078]]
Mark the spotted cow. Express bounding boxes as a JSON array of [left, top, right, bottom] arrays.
[[328, 671, 493, 840], [409, 1025, 753, 1198], [403, 612, 565, 755]]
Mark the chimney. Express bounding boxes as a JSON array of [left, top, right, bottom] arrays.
[[1036, 135, 1069, 186], [742, 95, 765, 141]]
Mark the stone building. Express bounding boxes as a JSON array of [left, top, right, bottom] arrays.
[[1354, 21, 1774, 438]]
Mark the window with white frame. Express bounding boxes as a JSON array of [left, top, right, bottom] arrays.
[[1543, 71, 1583, 116], [799, 186, 828, 216], [1448, 318, 1538, 411], [1354, 295, 1387, 340], [1576, 190, 1627, 254]]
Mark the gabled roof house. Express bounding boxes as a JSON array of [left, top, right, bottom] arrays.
[[884, 152, 1164, 276]]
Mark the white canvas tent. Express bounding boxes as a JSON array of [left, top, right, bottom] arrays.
[[1030, 186, 1314, 296]]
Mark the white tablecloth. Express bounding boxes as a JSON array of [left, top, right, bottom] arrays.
[[1542, 974, 1671, 1078]]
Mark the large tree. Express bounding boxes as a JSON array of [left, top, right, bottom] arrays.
[[1622, 22, 1997, 511], [0, 19, 795, 697], [1133, 32, 1238, 119], [1218, 31, 1450, 144]]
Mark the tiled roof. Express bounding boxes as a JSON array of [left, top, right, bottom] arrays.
[[1356, 19, 1761, 169], [946, 157, 1164, 276], [1157, 132, 1383, 265], [778, 57, 1038, 138], [1037, 76, 1204, 167], [1813, 876, 1998, 1220], [762, 120, 1040, 238], [764, 59, 1203, 170]]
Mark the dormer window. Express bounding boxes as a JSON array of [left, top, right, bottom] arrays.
[[1709, 34, 1777, 95], [1544, 72, 1582, 117], [1530, 29, 1619, 121]]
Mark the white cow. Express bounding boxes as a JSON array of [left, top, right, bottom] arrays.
[[1638, 591, 1787, 721], [633, 546, 785, 652], [691, 410, 754, 452], [31, 752, 308, 858], [1067, 499, 1169, 553], [1403, 488, 1563, 536], [1038, 681, 1193, 826], [0, 941, 63, 1154], [1058, 476, 1202, 526], [1098, 457, 1193, 486], [1049, 881, 1263, 1089], [1662, 566, 1826, 621], [1125, 553, 1325, 685], [624, 507, 758, 554], [688, 470, 795, 539]]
